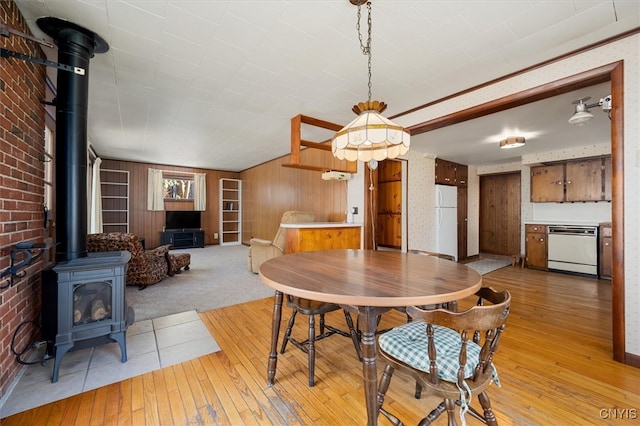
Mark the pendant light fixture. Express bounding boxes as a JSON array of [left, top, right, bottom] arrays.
[[331, 0, 410, 167]]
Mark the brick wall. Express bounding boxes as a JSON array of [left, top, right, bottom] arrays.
[[0, 0, 47, 400]]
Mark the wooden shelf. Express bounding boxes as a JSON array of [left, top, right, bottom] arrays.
[[100, 169, 129, 233], [285, 114, 357, 174], [219, 178, 242, 245]]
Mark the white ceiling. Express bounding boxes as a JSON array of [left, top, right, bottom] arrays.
[[12, 0, 639, 171]]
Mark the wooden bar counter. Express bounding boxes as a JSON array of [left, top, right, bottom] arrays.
[[282, 222, 362, 253]]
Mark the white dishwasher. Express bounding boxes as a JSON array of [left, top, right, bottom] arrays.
[[547, 225, 598, 275]]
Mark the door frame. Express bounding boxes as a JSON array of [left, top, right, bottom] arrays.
[[406, 61, 626, 364]]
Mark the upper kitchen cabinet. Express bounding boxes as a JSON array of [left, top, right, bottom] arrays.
[[456, 163, 468, 187], [565, 158, 604, 201], [603, 156, 612, 201], [435, 158, 456, 185], [530, 156, 610, 203], [530, 164, 564, 202], [435, 158, 467, 187]]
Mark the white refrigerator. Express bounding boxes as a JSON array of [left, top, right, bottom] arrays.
[[435, 184, 458, 261]]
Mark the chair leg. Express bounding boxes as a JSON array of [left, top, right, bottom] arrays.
[[308, 314, 316, 387], [319, 313, 326, 335], [280, 309, 298, 354], [443, 399, 457, 426], [414, 381, 423, 399], [418, 401, 446, 426], [377, 365, 403, 426], [478, 391, 498, 426], [343, 310, 363, 361]]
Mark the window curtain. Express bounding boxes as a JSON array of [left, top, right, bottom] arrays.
[[194, 173, 206, 211], [89, 157, 103, 233], [147, 168, 165, 211]]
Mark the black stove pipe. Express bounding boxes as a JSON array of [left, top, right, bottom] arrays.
[[37, 18, 108, 261]]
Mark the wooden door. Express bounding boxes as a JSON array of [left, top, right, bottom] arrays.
[[565, 159, 603, 201], [376, 160, 402, 248], [479, 173, 521, 256], [457, 186, 468, 260], [530, 164, 564, 202]]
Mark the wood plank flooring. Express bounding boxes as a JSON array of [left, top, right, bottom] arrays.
[[3, 265, 639, 425]]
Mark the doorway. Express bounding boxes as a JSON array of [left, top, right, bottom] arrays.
[[405, 61, 625, 363]]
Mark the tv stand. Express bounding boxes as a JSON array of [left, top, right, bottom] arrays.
[[161, 229, 204, 249]]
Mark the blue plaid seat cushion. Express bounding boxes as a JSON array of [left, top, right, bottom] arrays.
[[379, 321, 496, 383]]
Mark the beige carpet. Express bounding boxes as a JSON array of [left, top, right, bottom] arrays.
[[126, 245, 274, 321]]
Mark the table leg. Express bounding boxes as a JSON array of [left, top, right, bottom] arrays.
[[358, 306, 388, 426], [267, 290, 283, 386]]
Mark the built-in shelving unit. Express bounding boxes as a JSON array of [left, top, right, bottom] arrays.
[[219, 178, 242, 246], [100, 169, 129, 233]]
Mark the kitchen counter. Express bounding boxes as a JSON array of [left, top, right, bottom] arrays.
[[280, 222, 363, 228], [282, 222, 362, 253], [524, 221, 602, 227]]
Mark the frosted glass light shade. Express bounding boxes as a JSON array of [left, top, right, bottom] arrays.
[[568, 110, 594, 125], [332, 110, 410, 162]]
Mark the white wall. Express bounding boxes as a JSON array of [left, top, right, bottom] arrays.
[[398, 34, 640, 357]]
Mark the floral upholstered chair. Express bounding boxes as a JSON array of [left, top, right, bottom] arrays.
[[87, 233, 171, 289]]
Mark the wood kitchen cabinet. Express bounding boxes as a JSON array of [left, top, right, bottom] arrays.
[[565, 158, 603, 201], [530, 156, 610, 203], [435, 158, 468, 188], [530, 164, 564, 202], [525, 224, 547, 269], [603, 156, 612, 201], [599, 222, 612, 279], [435, 159, 456, 185], [284, 224, 362, 253], [456, 164, 468, 187]]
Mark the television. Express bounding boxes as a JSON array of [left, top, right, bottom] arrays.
[[165, 211, 201, 230]]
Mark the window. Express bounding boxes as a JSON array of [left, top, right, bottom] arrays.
[[163, 176, 194, 200]]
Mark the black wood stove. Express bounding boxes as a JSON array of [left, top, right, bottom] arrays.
[[37, 17, 134, 383]]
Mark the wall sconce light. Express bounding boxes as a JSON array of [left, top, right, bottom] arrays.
[[568, 95, 612, 126]]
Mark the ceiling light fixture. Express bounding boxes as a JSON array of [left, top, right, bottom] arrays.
[[568, 95, 612, 126], [331, 0, 410, 168], [499, 136, 526, 149]]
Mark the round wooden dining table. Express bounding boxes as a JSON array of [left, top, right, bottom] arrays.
[[259, 249, 482, 426]]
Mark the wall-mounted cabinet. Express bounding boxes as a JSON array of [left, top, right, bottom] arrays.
[[435, 158, 468, 187], [435, 158, 456, 185], [219, 178, 242, 246], [100, 169, 129, 233], [530, 156, 610, 203]]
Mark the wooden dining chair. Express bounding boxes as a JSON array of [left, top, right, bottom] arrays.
[[376, 287, 511, 426], [280, 295, 363, 387]]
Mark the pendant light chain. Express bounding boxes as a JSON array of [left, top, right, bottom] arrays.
[[356, 2, 373, 102]]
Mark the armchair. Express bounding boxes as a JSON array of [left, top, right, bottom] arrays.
[[88, 232, 171, 289], [247, 211, 315, 273]]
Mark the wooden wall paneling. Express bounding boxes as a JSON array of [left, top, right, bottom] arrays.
[[98, 159, 240, 248], [240, 148, 347, 245]]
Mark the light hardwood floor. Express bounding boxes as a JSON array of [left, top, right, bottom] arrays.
[[3, 265, 639, 425]]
